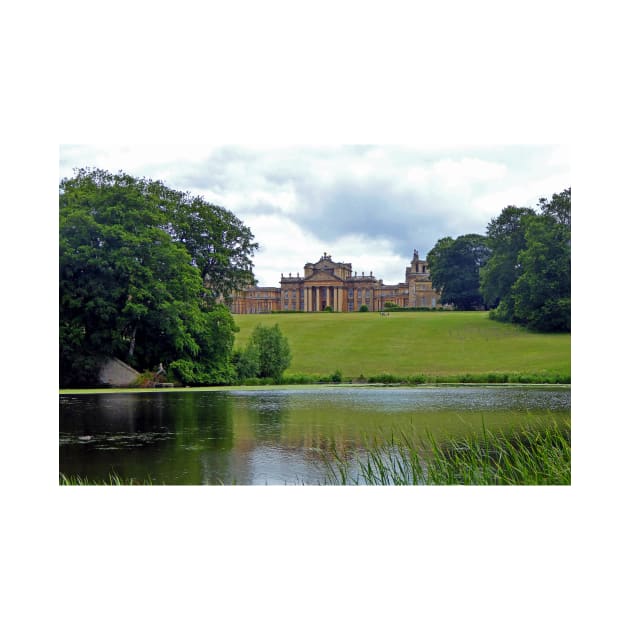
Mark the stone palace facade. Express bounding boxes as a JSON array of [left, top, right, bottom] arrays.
[[230, 250, 442, 314]]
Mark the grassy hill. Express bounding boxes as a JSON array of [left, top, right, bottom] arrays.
[[233, 311, 570, 380]]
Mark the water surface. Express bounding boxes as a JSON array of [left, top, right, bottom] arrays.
[[59, 385, 570, 484]]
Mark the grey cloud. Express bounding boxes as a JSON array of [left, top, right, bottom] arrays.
[[292, 178, 454, 256]]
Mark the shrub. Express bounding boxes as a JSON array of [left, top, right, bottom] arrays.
[[238, 323, 292, 383], [233, 343, 260, 380], [367, 373, 400, 384], [331, 369, 343, 383], [359, 304, 369, 312]]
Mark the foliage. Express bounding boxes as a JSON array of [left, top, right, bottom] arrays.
[[331, 369, 343, 383], [160, 187, 258, 303], [59, 168, 247, 386], [233, 342, 261, 380], [512, 214, 571, 331], [359, 304, 369, 312], [427, 234, 491, 309], [480, 205, 535, 312], [484, 188, 570, 332], [239, 323, 291, 382]]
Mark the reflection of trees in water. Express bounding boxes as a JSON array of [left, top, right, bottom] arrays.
[[171, 392, 236, 484], [60, 394, 169, 433], [173, 393, 234, 450]]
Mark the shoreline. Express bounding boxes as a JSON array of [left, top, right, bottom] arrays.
[[60, 381, 571, 395]]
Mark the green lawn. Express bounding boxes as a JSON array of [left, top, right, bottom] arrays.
[[233, 311, 570, 379]]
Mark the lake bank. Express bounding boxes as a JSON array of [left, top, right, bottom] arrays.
[[60, 380, 571, 395]]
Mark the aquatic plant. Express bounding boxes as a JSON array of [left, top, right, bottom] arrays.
[[325, 421, 571, 485], [59, 472, 153, 485]]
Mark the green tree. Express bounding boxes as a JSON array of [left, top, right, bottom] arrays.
[[512, 213, 571, 331], [233, 342, 261, 380], [244, 324, 292, 381], [480, 205, 536, 312], [427, 234, 491, 310], [539, 187, 571, 228], [484, 188, 570, 331], [60, 168, 247, 386], [159, 187, 258, 303]]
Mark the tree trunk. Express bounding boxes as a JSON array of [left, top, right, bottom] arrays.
[[128, 325, 137, 359]]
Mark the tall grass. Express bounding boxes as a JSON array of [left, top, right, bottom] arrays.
[[59, 472, 153, 485], [325, 421, 571, 485]]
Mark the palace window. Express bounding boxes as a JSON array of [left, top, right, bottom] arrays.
[[348, 288, 353, 297]]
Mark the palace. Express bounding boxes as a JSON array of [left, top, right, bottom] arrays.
[[230, 250, 442, 314]]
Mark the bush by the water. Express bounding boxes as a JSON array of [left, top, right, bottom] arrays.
[[366, 372, 569, 385], [234, 323, 292, 383]]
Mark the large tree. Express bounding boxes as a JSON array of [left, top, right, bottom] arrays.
[[59, 168, 253, 386], [480, 205, 536, 313], [484, 188, 570, 331], [427, 234, 491, 310], [512, 199, 571, 331], [158, 185, 258, 303]]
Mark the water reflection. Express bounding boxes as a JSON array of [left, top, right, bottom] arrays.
[[59, 386, 570, 485]]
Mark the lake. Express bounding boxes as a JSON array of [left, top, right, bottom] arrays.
[[59, 385, 570, 485]]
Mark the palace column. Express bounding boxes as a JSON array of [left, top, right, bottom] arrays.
[[335, 287, 340, 312], [315, 286, 320, 311], [305, 286, 311, 312]]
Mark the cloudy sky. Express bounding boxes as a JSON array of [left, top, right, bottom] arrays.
[[59, 144, 569, 286]]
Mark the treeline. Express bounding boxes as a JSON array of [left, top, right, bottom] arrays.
[[427, 188, 570, 332], [60, 168, 259, 387]]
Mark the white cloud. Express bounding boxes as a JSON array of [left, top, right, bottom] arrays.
[[59, 144, 570, 288]]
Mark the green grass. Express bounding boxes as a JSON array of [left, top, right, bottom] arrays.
[[234, 311, 570, 380], [326, 420, 571, 485], [59, 472, 153, 485]]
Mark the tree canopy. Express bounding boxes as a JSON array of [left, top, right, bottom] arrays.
[[427, 234, 491, 310], [485, 188, 571, 331], [427, 187, 570, 331], [59, 168, 257, 386], [479, 205, 536, 312]]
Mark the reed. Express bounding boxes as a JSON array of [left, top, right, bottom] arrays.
[[325, 420, 571, 485], [59, 472, 153, 485]]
